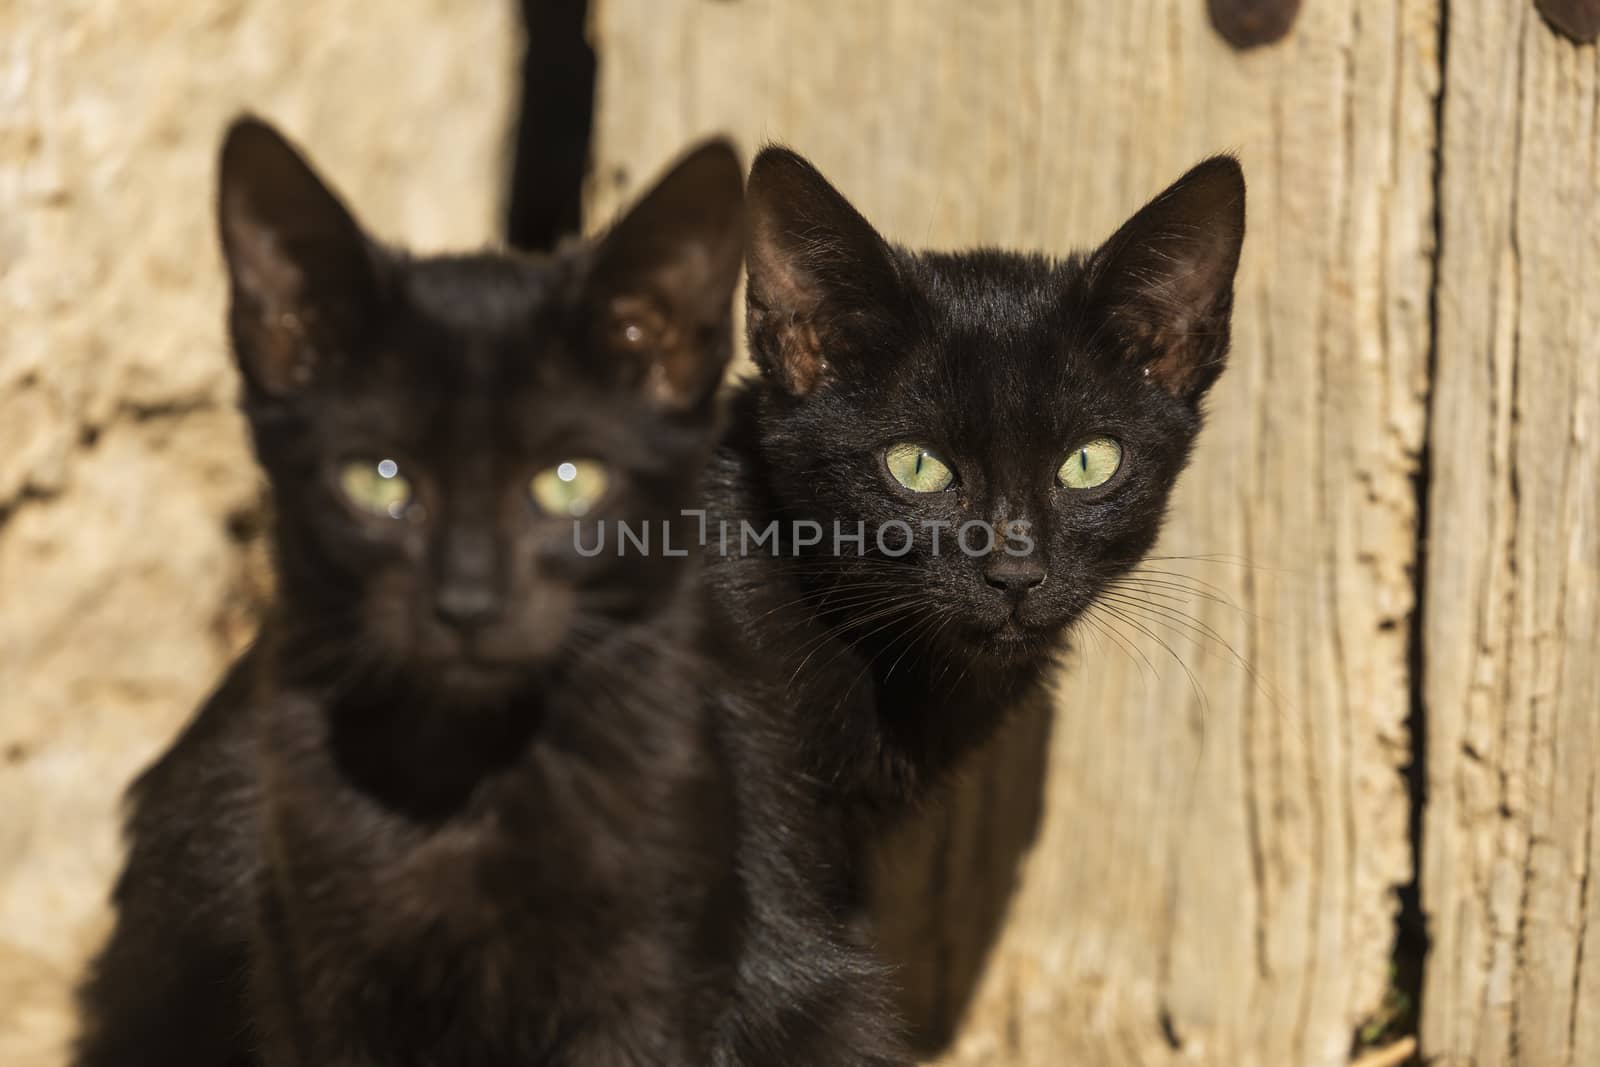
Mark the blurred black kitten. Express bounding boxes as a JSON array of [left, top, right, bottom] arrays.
[[74, 120, 904, 1067], [706, 148, 1246, 888]]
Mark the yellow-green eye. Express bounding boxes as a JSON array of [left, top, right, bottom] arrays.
[[1057, 438, 1123, 490], [338, 458, 413, 518], [531, 460, 609, 517], [885, 443, 955, 493]]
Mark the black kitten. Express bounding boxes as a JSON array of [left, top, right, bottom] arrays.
[[75, 119, 757, 1067], [706, 148, 1245, 863], [76, 120, 907, 1067]]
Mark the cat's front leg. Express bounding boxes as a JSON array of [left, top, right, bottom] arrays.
[[247, 884, 318, 1067]]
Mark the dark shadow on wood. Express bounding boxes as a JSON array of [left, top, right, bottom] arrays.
[[507, 0, 594, 251], [866, 690, 1055, 1055]]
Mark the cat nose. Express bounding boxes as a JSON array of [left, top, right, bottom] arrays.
[[434, 525, 501, 629], [435, 582, 501, 630], [983, 557, 1046, 598]]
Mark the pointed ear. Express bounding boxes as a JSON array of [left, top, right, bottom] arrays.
[[1086, 155, 1246, 402], [585, 139, 744, 410], [744, 147, 904, 397], [217, 116, 381, 397]]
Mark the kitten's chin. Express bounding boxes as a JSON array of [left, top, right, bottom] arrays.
[[958, 617, 1062, 661], [403, 626, 561, 703], [417, 656, 538, 707]]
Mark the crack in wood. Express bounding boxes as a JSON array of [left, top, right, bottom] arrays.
[[1385, 0, 1450, 1057], [1242, 279, 1272, 992], [1570, 776, 1596, 1065], [1501, 15, 1531, 1063]]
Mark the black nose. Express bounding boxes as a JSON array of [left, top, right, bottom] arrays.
[[435, 524, 500, 629], [984, 557, 1047, 597], [435, 583, 501, 629]]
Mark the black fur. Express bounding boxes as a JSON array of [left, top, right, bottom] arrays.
[[74, 121, 905, 1067], [707, 147, 1247, 876]]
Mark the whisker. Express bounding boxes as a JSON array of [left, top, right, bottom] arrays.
[[1089, 601, 1210, 720]]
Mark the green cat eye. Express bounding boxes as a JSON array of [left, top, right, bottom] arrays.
[[885, 443, 955, 493], [339, 458, 413, 519], [1057, 438, 1123, 490], [531, 460, 610, 517]]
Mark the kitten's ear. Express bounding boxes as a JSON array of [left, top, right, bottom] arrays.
[[1086, 155, 1246, 402], [745, 147, 904, 397], [217, 116, 382, 397], [586, 139, 745, 410]]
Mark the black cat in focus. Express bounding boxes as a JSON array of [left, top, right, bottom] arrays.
[[73, 120, 904, 1067], [708, 148, 1246, 867]]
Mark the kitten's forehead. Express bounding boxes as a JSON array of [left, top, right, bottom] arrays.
[[379, 251, 607, 394], [911, 249, 1078, 331], [401, 253, 566, 338], [906, 250, 1096, 385], [874, 247, 1145, 456], [322, 252, 673, 466]]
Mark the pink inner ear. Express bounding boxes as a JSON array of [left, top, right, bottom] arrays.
[[744, 287, 832, 398], [235, 304, 321, 396], [1145, 327, 1210, 396], [226, 207, 309, 310], [1116, 293, 1225, 397], [773, 318, 830, 395], [745, 244, 834, 397], [226, 210, 325, 395], [606, 293, 717, 408], [748, 238, 824, 322], [1097, 214, 1239, 399]]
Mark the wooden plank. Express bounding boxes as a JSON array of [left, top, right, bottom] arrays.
[[589, 1, 1435, 1062], [1420, 4, 1600, 1064]]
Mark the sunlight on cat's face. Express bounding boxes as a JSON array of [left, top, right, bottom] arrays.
[[277, 298, 715, 699], [258, 278, 726, 701], [747, 253, 1215, 660], [219, 120, 742, 703], [322, 438, 616, 689], [744, 145, 1243, 663], [274, 317, 722, 701], [331, 450, 621, 691], [853, 395, 1163, 654]]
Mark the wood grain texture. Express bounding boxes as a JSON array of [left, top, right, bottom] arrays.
[[1420, 3, 1600, 1065], [589, 2, 1436, 1062]]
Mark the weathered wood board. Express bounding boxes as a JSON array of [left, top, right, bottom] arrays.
[[1420, 3, 1600, 1065]]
